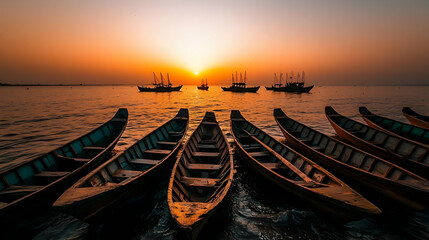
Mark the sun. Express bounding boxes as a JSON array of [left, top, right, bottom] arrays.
[[194, 72, 199, 75]]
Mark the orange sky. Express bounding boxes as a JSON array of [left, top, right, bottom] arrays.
[[1, 0, 428, 85]]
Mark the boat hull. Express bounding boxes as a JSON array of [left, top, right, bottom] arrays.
[[54, 109, 188, 222], [231, 111, 380, 220], [359, 107, 429, 145], [274, 108, 429, 210], [221, 86, 260, 92], [402, 107, 429, 129], [197, 86, 209, 90], [138, 85, 183, 92], [325, 107, 429, 180], [272, 85, 314, 92], [0, 109, 128, 222]]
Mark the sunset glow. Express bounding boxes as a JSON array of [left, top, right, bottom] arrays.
[[0, 1, 428, 85]]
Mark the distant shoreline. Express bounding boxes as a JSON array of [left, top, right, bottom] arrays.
[[0, 83, 131, 87]]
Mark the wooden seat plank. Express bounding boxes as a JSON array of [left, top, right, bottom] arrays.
[[191, 152, 221, 158], [261, 162, 283, 170], [157, 141, 177, 146], [249, 151, 271, 157], [132, 159, 162, 165], [197, 143, 218, 149], [144, 149, 171, 155], [200, 139, 217, 144], [82, 146, 105, 151], [34, 171, 69, 178], [180, 176, 219, 188], [186, 163, 223, 171]]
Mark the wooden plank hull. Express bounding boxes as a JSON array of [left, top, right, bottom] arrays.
[[325, 107, 429, 180], [402, 107, 429, 129], [0, 109, 128, 222], [54, 109, 189, 222], [221, 86, 260, 92], [232, 110, 380, 221], [168, 112, 234, 240], [137, 85, 183, 92], [272, 85, 314, 93], [359, 107, 429, 145], [274, 108, 429, 210], [197, 86, 209, 90]]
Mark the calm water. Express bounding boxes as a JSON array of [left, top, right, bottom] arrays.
[[0, 85, 429, 239]]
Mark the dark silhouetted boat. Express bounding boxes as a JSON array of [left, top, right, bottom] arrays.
[[325, 106, 429, 180], [138, 72, 182, 92], [359, 107, 429, 145], [265, 73, 284, 90], [272, 71, 313, 92], [274, 108, 429, 210], [53, 109, 188, 222], [402, 107, 429, 129], [0, 109, 128, 221], [222, 71, 260, 92], [231, 110, 380, 220], [168, 112, 233, 239], [197, 78, 209, 90]]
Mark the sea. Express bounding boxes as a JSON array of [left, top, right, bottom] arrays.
[[0, 85, 428, 239]]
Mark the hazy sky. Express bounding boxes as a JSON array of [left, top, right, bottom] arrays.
[[1, 0, 428, 85]]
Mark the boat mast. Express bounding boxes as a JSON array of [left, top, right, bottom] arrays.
[[274, 73, 277, 85], [302, 71, 305, 83], [160, 72, 164, 86], [240, 72, 243, 83], [167, 73, 171, 86], [232, 73, 235, 84], [153, 72, 157, 85], [235, 72, 238, 84], [286, 73, 288, 84], [279, 73, 283, 86], [244, 71, 247, 84], [297, 72, 300, 83]]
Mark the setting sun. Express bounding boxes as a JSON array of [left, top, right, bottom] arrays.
[[194, 72, 199, 75]]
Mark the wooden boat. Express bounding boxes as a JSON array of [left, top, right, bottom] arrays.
[[168, 112, 233, 239], [197, 78, 209, 90], [325, 106, 429, 180], [265, 73, 283, 90], [274, 108, 429, 210], [231, 110, 381, 220], [222, 71, 260, 93], [271, 71, 313, 93], [138, 72, 182, 92], [0, 108, 128, 220], [359, 107, 429, 145], [54, 109, 188, 222], [402, 107, 429, 129]]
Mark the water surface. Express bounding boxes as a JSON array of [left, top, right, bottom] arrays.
[[0, 85, 428, 239]]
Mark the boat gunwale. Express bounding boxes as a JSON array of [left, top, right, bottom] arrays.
[[230, 110, 381, 216], [0, 108, 128, 211], [273, 108, 425, 183], [359, 107, 428, 145], [68, 109, 189, 189], [167, 112, 234, 229]]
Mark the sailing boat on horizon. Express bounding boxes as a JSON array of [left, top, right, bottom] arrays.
[[138, 72, 183, 92], [221, 71, 260, 92], [197, 78, 209, 90], [266, 71, 314, 93]]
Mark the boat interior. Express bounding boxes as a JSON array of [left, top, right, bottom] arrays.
[[326, 107, 429, 165], [231, 111, 338, 187], [360, 107, 429, 145], [171, 113, 232, 203], [274, 109, 417, 181], [81, 111, 189, 187], [0, 110, 128, 205]]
